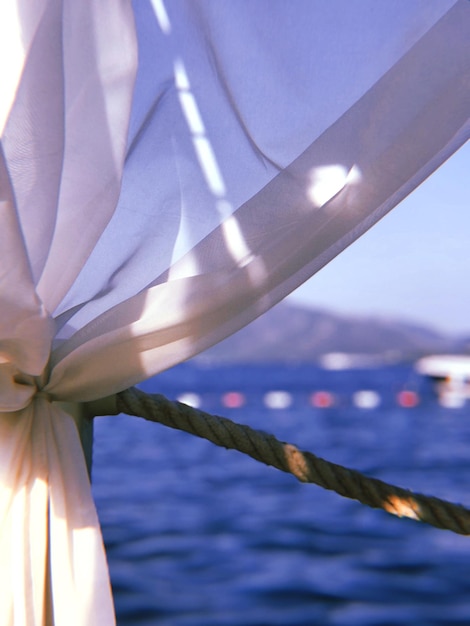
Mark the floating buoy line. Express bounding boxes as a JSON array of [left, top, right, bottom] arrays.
[[87, 386, 470, 537], [106, 388, 470, 535], [176, 388, 439, 411]]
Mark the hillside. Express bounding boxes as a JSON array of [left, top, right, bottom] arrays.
[[193, 302, 469, 365]]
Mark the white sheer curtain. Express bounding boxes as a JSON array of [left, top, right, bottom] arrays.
[[0, 1, 469, 623]]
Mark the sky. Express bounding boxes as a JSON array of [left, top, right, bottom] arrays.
[[287, 140, 470, 337]]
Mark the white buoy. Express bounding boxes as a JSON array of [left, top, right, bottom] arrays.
[[352, 390, 381, 409], [176, 392, 202, 408], [437, 392, 466, 409], [263, 391, 292, 409]]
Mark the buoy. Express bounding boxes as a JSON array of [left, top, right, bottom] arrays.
[[263, 391, 293, 409], [222, 391, 246, 408], [396, 390, 419, 408], [176, 392, 202, 408], [310, 391, 335, 408], [352, 390, 381, 409]]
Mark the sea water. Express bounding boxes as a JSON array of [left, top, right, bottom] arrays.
[[92, 364, 470, 625]]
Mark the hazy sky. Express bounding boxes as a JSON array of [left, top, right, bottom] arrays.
[[287, 140, 470, 337]]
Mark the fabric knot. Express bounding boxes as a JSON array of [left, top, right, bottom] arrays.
[[0, 362, 50, 412], [35, 389, 52, 403]]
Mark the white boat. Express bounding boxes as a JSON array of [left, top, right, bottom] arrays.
[[415, 355, 470, 408]]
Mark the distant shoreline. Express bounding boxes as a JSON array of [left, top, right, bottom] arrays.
[[190, 302, 469, 366]]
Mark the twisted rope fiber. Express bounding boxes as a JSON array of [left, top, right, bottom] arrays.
[[117, 386, 470, 535]]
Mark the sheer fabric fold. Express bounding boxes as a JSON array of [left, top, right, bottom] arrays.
[[0, 0, 469, 623]]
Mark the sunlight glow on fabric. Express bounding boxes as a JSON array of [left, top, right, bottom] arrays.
[[174, 57, 264, 276], [175, 59, 227, 197], [307, 164, 362, 208], [221, 215, 257, 269], [151, 0, 172, 35]]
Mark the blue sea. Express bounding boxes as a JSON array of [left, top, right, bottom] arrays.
[[92, 363, 470, 626]]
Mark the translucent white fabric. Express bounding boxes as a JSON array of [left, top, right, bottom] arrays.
[[0, 0, 469, 623]]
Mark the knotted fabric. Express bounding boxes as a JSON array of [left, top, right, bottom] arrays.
[[0, 239, 114, 625], [0, 1, 469, 624]]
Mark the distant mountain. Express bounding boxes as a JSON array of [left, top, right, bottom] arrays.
[[193, 302, 469, 365]]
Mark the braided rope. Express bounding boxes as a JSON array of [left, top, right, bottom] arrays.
[[117, 386, 470, 535]]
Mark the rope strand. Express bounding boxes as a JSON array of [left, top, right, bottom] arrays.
[[117, 386, 470, 535]]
